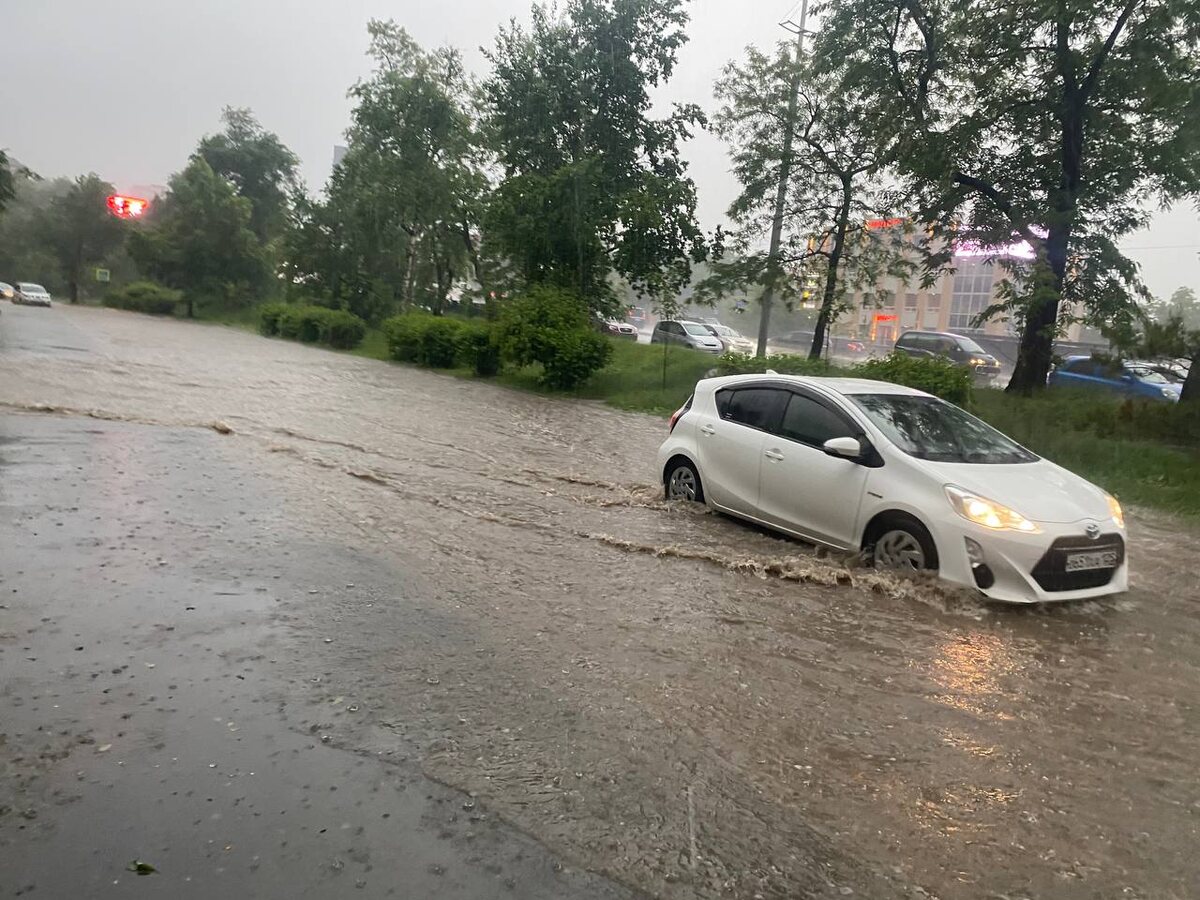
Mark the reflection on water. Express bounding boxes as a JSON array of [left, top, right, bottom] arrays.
[[926, 631, 1021, 720]]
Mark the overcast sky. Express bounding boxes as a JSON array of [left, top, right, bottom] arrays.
[[3, 0, 1197, 298]]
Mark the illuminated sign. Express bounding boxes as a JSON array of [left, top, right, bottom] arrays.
[[873, 313, 897, 322], [866, 217, 905, 230], [106, 195, 150, 219]]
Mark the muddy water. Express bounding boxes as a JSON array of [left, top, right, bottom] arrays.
[[3, 304, 1199, 899]]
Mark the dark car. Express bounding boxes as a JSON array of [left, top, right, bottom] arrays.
[[894, 331, 1002, 379], [1048, 355, 1181, 403]]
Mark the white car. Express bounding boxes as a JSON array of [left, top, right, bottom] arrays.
[[702, 323, 756, 355], [650, 319, 724, 353], [656, 374, 1127, 603], [14, 282, 53, 307]]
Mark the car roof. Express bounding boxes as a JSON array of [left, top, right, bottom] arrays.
[[699, 372, 932, 398]]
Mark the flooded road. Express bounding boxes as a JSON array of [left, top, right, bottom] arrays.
[[2, 303, 1199, 899]]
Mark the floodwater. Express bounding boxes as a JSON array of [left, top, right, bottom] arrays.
[[2, 304, 1199, 899]]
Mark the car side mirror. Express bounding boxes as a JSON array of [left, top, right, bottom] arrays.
[[823, 436, 862, 460]]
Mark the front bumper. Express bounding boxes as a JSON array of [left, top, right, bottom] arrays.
[[932, 517, 1128, 603]]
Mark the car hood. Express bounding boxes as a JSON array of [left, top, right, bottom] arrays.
[[919, 458, 1111, 524]]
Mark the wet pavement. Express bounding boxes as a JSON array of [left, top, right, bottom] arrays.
[[2, 302, 1199, 899]]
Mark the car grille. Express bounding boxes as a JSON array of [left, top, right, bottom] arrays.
[[1031, 534, 1124, 592]]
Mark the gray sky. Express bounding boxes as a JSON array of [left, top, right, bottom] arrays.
[[3, 0, 1197, 299]]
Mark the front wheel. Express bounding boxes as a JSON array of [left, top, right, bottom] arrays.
[[665, 459, 704, 503], [867, 519, 938, 572]]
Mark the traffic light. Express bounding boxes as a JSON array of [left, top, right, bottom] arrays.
[[106, 195, 149, 219]]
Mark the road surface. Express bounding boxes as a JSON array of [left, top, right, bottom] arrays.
[[2, 302, 1199, 899]]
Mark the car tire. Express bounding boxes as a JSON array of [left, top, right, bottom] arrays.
[[664, 458, 704, 504], [864, 515, 939, 572]]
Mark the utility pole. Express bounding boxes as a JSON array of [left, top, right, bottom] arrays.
[[755, 0, 810, 357]]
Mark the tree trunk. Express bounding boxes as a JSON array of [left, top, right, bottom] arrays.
[[809, 178, 853, 360], [1181, 357, 1199, 405]]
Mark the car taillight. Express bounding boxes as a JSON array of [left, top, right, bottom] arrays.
[[668, 395, 693, 433]]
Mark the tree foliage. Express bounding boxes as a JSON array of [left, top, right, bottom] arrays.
[[813, 0, 1200, 393], [129, 157, 268, 317], [196, 107, 299, 244], [481, 0, 706, 313], [39, 174, 128, 303], [707, 44, 912, 359], [286, 21, 485, 321]]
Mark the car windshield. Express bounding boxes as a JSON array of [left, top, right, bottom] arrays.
[[22, 284, 47, 293], [682, 323, 711, 336], [849, 394, 1038, 464], [954, 336, 985, 353], [1128, 367, 1169, 385], [708, 325, 735, 337]]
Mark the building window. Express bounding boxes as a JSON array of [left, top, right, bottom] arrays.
[[949, 259, 994, 331], [904, 292, 918, 309]]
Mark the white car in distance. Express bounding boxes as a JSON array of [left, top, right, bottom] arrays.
[[656, 374, 1127, 603]]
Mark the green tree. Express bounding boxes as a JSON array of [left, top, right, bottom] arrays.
[[196, 107, 299, 244], [709, 45, 910, 359], [482, 0, 706, 314], [0, 150, 16, 215], [39, 174, 127, 303], [129, 157, 268, 317], [1151, 285, 1200, 330], [286, 21, 485, 320], [814, 0, 1200, 393], [1123, 313, 1199, 403]]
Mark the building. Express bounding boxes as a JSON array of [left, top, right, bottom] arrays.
[[839, 226, 1096, 345]]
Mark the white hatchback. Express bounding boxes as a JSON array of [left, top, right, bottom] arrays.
[[656, 374, 1128, 603]]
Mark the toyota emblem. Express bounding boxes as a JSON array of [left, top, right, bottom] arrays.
[[1085, 523, 1101, 540]]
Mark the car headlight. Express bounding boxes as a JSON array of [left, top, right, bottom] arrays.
[[1106, 494, 1125, 529], [945, 485, 1041, 533], [1161, 387, 1177, 400]]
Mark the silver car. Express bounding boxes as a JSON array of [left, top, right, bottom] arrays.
[[651, 319, 724, 353], [15, 282, 53, 307], [703, 323, 755, 354]]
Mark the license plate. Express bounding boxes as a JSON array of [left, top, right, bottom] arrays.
[[1064, 549, 1119, 572]]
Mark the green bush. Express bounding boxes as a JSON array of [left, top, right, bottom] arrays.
[[103, 281, 181, 316], [380, 313, 468, 367], [269, 305, 366, 349], [851, 353, 974, 405], [322, 309, 367, 349], [497, 286, 612, 389], [420, 317, 465, 368], [259, 302, 289, 336], [382, 314, 428, 362], [457, 322, 502, 377], [715, 352, 833, 377]]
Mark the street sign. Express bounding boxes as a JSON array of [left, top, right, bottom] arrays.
[[95, 268, 111, 283]]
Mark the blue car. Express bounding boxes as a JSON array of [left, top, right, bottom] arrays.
[[1048, 355, 1181, 402]]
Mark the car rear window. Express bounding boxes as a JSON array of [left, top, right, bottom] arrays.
[[719, 388, 786, 430]]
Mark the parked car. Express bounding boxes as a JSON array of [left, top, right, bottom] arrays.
[[595, 316, 638, 339], [14, 282, 53, 307], [845, 340, 867, 354], [1048, 355, 1181, 403], [650, 319, 724, 353], [657, 374, 1127, 604], [0, 281, 14, 301], [626, 306, 649, 330], [702, 323, 755, 354], [894, 331, 1001, 379]]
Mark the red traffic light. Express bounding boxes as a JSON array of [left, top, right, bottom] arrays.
[[107, 195, 149, 219]]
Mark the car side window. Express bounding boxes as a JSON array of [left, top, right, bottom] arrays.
[[775, 394, 856, 447], [720, 388, 786, 431]]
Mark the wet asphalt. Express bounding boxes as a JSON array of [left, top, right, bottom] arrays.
[[0, 308, 633, 899], [2, 303, 1200, 900]]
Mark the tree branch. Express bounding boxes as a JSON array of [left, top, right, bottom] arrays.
[[1080, 0, 1142, 98]]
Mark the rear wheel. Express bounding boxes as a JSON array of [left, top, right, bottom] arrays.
[[665, 459, 704, 503]]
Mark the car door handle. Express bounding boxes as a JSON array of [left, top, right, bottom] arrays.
[[764, 449, 784, 461], [699, 424, 715, 436]]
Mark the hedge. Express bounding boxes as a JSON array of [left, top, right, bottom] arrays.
[[102, 281, 182, 316], [260, 304, 366, 350]]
